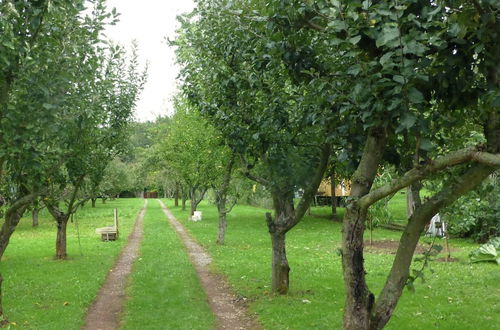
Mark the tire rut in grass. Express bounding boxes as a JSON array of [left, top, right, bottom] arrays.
[[158, 199, 261, 330], [82, 199, 147, 330]]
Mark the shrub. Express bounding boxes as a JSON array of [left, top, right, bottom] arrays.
[[442, 176, 499, 243]]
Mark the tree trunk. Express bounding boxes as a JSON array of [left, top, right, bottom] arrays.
[[270, 230, 290, 294], [32, 208, 39, 227], [216, 154, 235, 245], [91, 198, 97, 208], [342, 205, 373, 329], [189, 187, 207, 219], [267, 190, 295, 294], [55, 216, 69, 259], [0, 273, 3, 319], [174, 183, 179, 207], [342, 127, 386, 330], [190, 198, 196, 218], [331, 173, 337, 221], [406, 184, 421, 218], [0, 203, 30, 259], [0, 194, 35, 318], [181, 195, 186, 211], [102, 197, 106, 204], [406, 186, 414, 218], [217, 208, 227, 245]]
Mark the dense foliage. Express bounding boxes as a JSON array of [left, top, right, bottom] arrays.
[[443, 176, 499, 242], [173, 0, 499, 329], [0, 0, 145, 317]]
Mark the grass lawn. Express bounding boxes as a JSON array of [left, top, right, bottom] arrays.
[[164, 199, 499, 330], [122, 199, 214, 330], [0, 198, 144, 329]]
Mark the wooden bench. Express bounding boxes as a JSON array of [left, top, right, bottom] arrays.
[[96, 208, 119, 241]]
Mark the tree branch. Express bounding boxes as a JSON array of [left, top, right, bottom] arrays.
[[359, 146, 500, 209], [5, 192, 40, 219], [65, 175, 86, 216], [294, 143, 331, 222], [305, 20, 326, 32], [370, 162, 495, 329], [240, 154, 270, 186], [226, 197, 238, 214]]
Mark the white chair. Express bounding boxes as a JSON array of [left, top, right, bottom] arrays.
[[191, 211, 202, 221]]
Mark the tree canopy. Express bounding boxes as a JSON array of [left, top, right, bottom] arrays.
[[173, 0, 499, 328]]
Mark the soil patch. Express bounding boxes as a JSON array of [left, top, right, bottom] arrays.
[[82, 200, 147, 330], [364, 240, 460, 255], [158, 200, 261, 330], [364, 240, 427, 254]]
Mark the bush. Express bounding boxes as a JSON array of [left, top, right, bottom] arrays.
[[442, 175, 499, 243]]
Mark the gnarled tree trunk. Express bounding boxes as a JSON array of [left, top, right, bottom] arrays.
[[342, 204, 373, 329], [369, 111, 499, 330], [369, 164, 495, 329], [342, 128, 386, 329], [257, 144, 330, 295], [266, 190, 295, 294], [46, 207, 71, 260], [91, 198, 97, 208]]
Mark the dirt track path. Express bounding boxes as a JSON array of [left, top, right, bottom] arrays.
[[158, 200, 261, 330], [82, 200, 147, 330]]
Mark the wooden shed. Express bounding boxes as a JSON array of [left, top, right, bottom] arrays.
[[317, 180, 351, 197], [315, 179, 351, 206]]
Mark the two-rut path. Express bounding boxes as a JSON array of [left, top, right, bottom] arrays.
[[82, 199, 259, 330]]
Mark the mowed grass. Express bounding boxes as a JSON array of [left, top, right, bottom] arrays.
[[122, 200, 214, 330], [0, 198, 144, 329], [164, 199, 499, 330]]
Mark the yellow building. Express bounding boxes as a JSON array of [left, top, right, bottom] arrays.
[[317, 179, 351, 197]]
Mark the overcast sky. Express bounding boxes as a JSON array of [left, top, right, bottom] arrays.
[[104, 0, 196, 122]]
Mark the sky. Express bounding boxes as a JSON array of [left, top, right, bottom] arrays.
[[104, 0, 196, 122]]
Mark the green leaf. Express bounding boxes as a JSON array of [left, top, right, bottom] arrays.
[[403, 40, 427, 56], [347, 64, 361, 76], [393, 75, 405, 84], [419, 138, 433, 151], [400, 113, 417, 130], [376, 26, 400, 48], [408, 87, 424, 103], [470, 238, 500, 264], [2, 41, 16, 50], [349, 35, 362, 45], [328, 20, 347, 32], [379, 52, 394, 67]]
